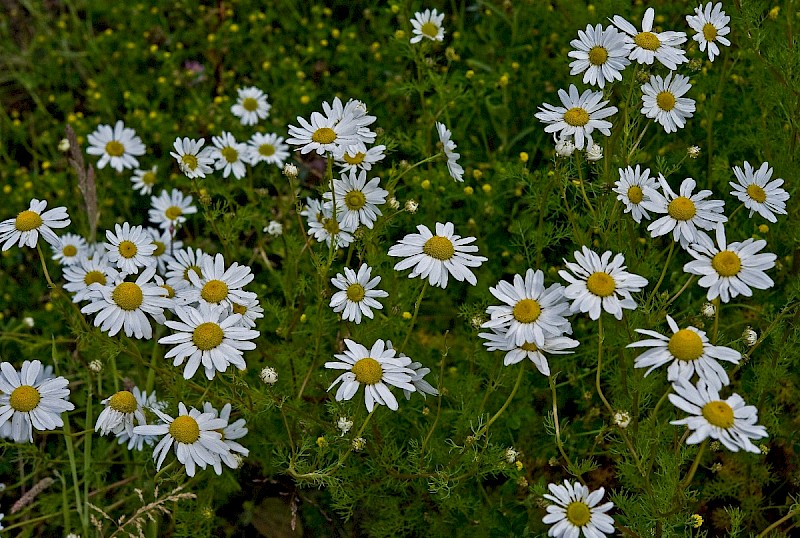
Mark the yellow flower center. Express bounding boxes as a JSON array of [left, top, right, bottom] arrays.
[[634, 31, 661, 51], [586, 272, 616, 297], [667, 329, 704, 361], [422, 236, 455, 261], [161, 284, 175, 298], [112, 282, 144, 311], [588, 46, 609, 65], [169, 415, 200, 444], [221, 146, 239, 163], [10, 385, 41, 412], [62, 244, 78, 257], [711, 250, 742, 277], [344, 190, 367, 211], [311, 127, 337, 145], [656, 91, 676, 112], [346, 283, 366, 302], [627, 185, 644, 204], [746, 184, 767, 203], [512, 299, 542, 324], [702, 400, 734, 429], [563, 107, 590, 127], [15, 210, 43, 232], [242, 97, 259, 112], [105, 140, 125, 157], [322, 217, 340, 236], [520, 342, 539, 352], [258, 143, 276, 157], [232, 303, 247, 315], [343, 152, 366, 165], [667, 196, 697, 221], [702, 22, 718, 42], [566, 501, 591, 526], [201, 279, 229, 304], [181, 154, 198, 170], [352, 357, 383, 385], [84, 270, 106, 286], [193, 321, 225, 350], [109, 390, 138, 413], [142, 171, 156, 185], [420, 21, 439, 38], [183, 265, 201, 283], [152, 240, 166, 257], [165, 206, 183, 221], [118, 240, 138, 259]]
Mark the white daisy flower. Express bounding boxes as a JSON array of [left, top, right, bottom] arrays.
[[328, 98, 377, 146], [230, 294, 264, 329], [323, 169, 388, 230], [185, 253, 257, 310], [170, 137, 215, 179], [330, 265, 388, 324], [146, 227, 182, 275], [306, 202, 356, 249], [729, 161, 789, 223], [133, 402, 229, 477], [0, 360, 74, 443], [586, 143, 603, 162], [230, 86, 271, 126], [669, 378, 768, 453], [613, 165, 659, 223], [211, 131, 249, 180], [86, 120, 146, 172], [646, 176, 727, 249], [388, 222, 487, 288], [246, 132, 289, 168], [478, 327, 579, 375], [628, 314, 741, 390], [543, 480, 615, 538], [568, 24, 630, 88], [559, 246, 649, 320], [611, 7, 688, 70], [435, 122, 464, 182], [0, 198, 70, 251], [286, 97, 369, 156], [131, 165, 158, 195], [95, 389, 147, 436], [333, 144, 386, 173], [104, 222, 157, 274], [683, 223, 776, 302], [148, 189, 197, 232], [80, 266, 171, 339], [202, 402, 249, 473], [164, 247, 213, 292], [410, 8, 445, 43], [535, 85, 618, 150], [641, 72, 696, 133], [115, 387, 164, 452], [481, 269, 573, 348], [325, 339, 416, 412], [62, 253, 121, 303], [51, 232, 87, 266], [686, 2, 731, 62]]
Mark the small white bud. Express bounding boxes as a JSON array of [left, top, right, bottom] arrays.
[[22, 317, 34, 328], [282, 163, 298, 179], [701, 302, 716, 318], [505, 447, 519, 463], [337, 416, 353, 436], [260, 366, 278, 385], [555, 138, 575, 157], [58, 138, 71, 152], [263, 220, 283, 236], [687, 146, 701, 159], [89, 360, 103, 373], [232, 453, 244, 469], [351, 437, 366, 452], [613, 410, 631, 428], [742, 327, 758, 347], [586, 143, 603, 162], [404, 199, 418, 213], [388, 197, 400, 210]]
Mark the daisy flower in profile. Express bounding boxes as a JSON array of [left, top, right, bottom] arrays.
[[286, 99, 367, 156], [51, 233, 87, 266], [146, 227, 182, 275], [326, 97, 378, 146], [86, 120, 146, 172], [104, 222, 157, 274], [388, 222, 487, 288], [230, 86, 271, 126], [543, 480, 615, 538], [247, 132, 289, 168], [325, 339, 416, 412], [613, 165, 659, 223], [479, 328, 579, 375], [133, 402, 229, 476], [730, 161, 788, 223], [334, 144, 386, 173], [131, 165, 158, 195], [148, 189, 197, 231], [669, 378, 767, 453], [306, 204, 356, 249], [230, 294, 264, 329], [62, 253, 121, 303], [330, 265, 388, 323], [559, 246, 648, 320], [95, 389, 147, 436], [159, 304, 258, 380], [687, 2, 731, 62], [435, 122, 464, 182], [481, 269, 572, 348], [170, 137, 215, 179], [323, 169, 388, 229], [568, 24, 630, 88], [535, 85, 618, 150], [185, 253, 257, 310], [211, 132, 249, 180], [115, 387, 164, 452], [0, 198, 70, 251], [611, 7, 688, 70], [165, 247, 213, 292], [641, 73, 696, 133], [410, 8, 445, 43], [202, 402, 249, 473], [646, 176, 727, 249], [683, 223, 776, 302], [628, 315, 741, 389], [0, 360, 74, 443]]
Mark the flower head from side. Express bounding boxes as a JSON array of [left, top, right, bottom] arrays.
[[230, 294, 264, 329], [165, 247, 213, 292], [611, 7, 688, 70], [384, 341, 439, 401], [333, 144, 386, 173], [114, 387, 165, 451], [323, 169, 388, 230], [104, 222, 157, 274], [170, 137, 215, 179], [305, 201, 356, 249], [568, 24, 630, 88], [479, 327, 579, 376], [686, 2, 731, 62], [211, 132, 249, 180], [535, 85, 618, 150], [613, 165, 659, 223], [148, 189, 197, 232], [542, 480, 615, 538], [146, 227, 183, 275], [246, 132, 289, 168], [86, 120, 146, 172], [51, 233, 87, 266], [0, 198, 70, 251], [131, 165, 158, 195], [410, 9, 445, 43], [436, 122, 464, 182], [730, 161, 788, 223], [641, 72, 696, 133], [202, 402, 249, 473], [96, 389, 147, 436], [231, 86, 271, 126], [330, 265, 388, 324]]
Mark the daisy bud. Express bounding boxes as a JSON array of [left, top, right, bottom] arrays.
[[709, 440, 721, 451], [690, 514, 703, 528], [711, 462, 722, 473], [687, 145, 701, 159], [260, 366, 278, 385], [264, 220, 283, 236], [22, 317, 34, 328], [351, 437, 366, 452], [404, 199, 418, 213], [337, 416, 353, 436], [586, 143, 603, 161], [517, 476, 528, 488], [554, 138, 575, 157], [282, 163, 298, 179], [760, 444, 769, 455], [613, 410, 631, 428], [58, 138, 71, 152], [388, 196, 399, 209], [742, 327, 758, 346], [505, 447, 519, 463], [701, 302, 716, 318], [89, 360, 103, 372], [232, 453, 244, 469]]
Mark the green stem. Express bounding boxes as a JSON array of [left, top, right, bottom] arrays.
[[475, 365, 525, 438], [757, 507, 800, 538], [62, 414, 88, 536], [651, 241, 675, 297], [679, 439, 708, 490], [549, 375, 578, 477], [400, 281, 428, 352]]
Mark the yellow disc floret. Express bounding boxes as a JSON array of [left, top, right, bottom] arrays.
[[201, 279, 229, 304], [258, 144, 275, 157], [702, 23, 718, 42], [105, 140, 125, 157], [165, 206, 183, 221], [656, 91, 676, 112], [193, 322, 225, 350], [84, 270, 106, 286], [588, 46, 608, 65], [667, 329, 704, 361], [564, 107, 590, 127], [311, 127, 337, 144], [352, 357, 383, 385], [512, 299, 542, 323], [566, 501, 591, 526], [118, 240, 139, 259], [112, 282, 144, 311], [422, 236, 455, 261], [627, 186, 644, 204], [711, 250, 742, 277], [242, 97, 259, 112], [109, 390, 138, 413], [181, 154, 198, 171], [221, 146, 239, 163], [62, 244, 78, 257], [702, 400, 734, 429], [344, 190, 367, 211], [586, 272, 616, 297], [420, 21, 438, 38], [667, 196, 697, 221], [15, 210, 43, 232], [634, 31, 660, 51], [343, 152, 365, 165], [10, 385, 41, 412], [169, 415, 200, 444], [746, 184, 767, 203], [346, 283, 366, 303]]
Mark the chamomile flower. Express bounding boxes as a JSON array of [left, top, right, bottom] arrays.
[[388, 222, 487, 288], [323, 169, 388, 230], [669, 378, 768, 453], [611, 7, 688, 70], [165, 247, 213, 292], [629, 315, 741, 389], [306, 203, 356, 249], [686, 2, 731, 62], [535, 85, 618, 150], [146, 227, 182, 275], [202, 403, 249, 473], [95, 389, 147, 436], [62, 253, 121, 303], [559, 246, 648, 320], [325, 339, 416, 412], [568, 24, 630, 88], [246, 132, 289, 168], [131, 165, 158, 195], [334, 144, 386, 173], [0, 360, 74, 443], [730, 161, 788, 223], [148, 189, 197, 232], [51, 233, 87, 266], [641, 73, 696, 133], [115, 387, 164, 452], [287, 99, 367, 156], [479, 327, 579, 375], [614, 165, 659, 223], [683, 223, 776, 302], [330, 265, 388, 324], [404, 362, 439, 400], [104, 222, 157, 274], [230, 294, 264, 329], [230, 86, 271, 126], [646, 176, 727, 249], [86, 120, 146, 172], [435, 122, 464, 182], [327, 98, 377, 145], [211, 132, 249, 180], [543, 480, 615, 538], [185, 253, 257, 310], [410, 8, 445, 43], [0, 198, 70, 251], [170, 137, 215, 179]]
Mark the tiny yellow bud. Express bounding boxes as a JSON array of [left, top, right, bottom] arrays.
[[395, 30, 405, 40], [511, 62, 520, 70], [464, 186, 474, 195], [213, 96, 223, 105], [758, 224, 769, 233], [519, 152, 529, 162], [498, 74, 509, 87], [45, 302, 54, 312], [421, 179, 431, 189], [300, 95, 311, 104], [402, 311, 412, 320], [300, 314, 307, 323], [229, 23, 239, 32], [769, 6, 780, 19], [262, 61, 271, 70], [465, 70, 474, 79], [390, 4, 400, 13], [515, 461, 523, 471], [482, 184, 492, 193], [472, 169, 483, 180]]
